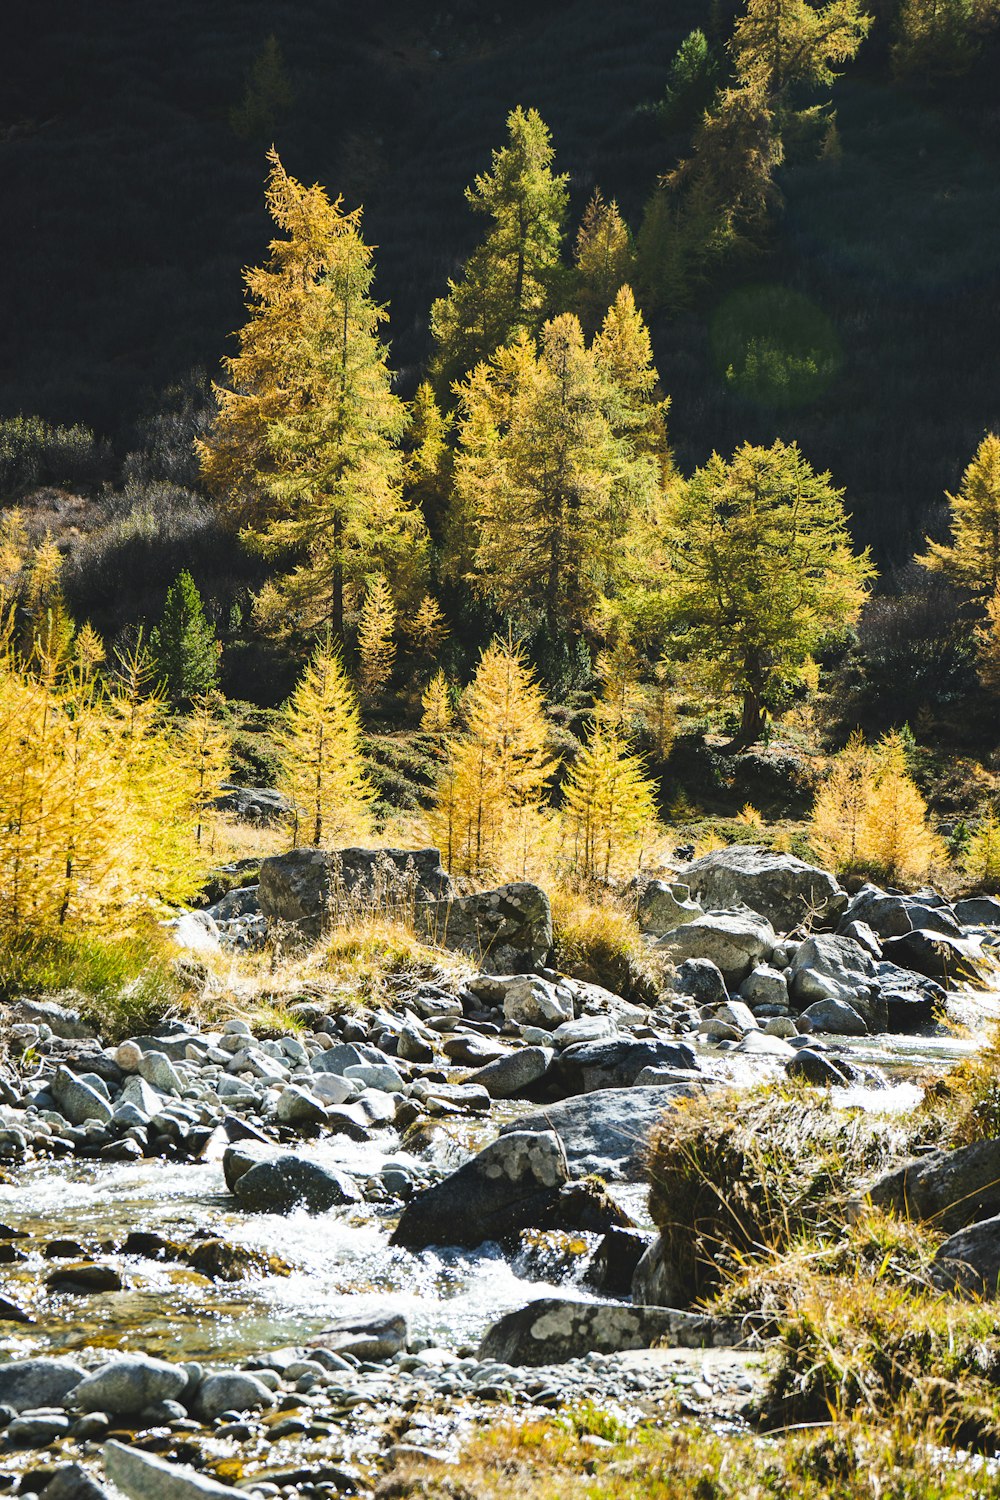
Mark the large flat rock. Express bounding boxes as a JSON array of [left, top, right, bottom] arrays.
[[478, 1296, 742, 1365]]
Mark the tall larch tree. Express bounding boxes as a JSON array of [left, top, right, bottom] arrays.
[[430, 108, 569, 393], [731, 0, 872, 111], [200, 151, 424, 639], [561, 728, 658, 881], [658, 439, 874, 750], [919, 433, 1000, 600], [278, 637, 374, 848], [451, 315, 662, 642], [573, 191, 636, 338]]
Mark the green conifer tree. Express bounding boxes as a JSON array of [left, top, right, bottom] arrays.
[[150, 571, 220, 704]]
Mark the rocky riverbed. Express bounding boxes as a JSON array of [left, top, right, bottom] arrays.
[[1, 843, 999, 1498]]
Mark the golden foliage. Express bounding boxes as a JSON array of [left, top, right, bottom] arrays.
[[919, 432, 1000, 599], [419, 669, 453, 736], [356, 574, 396, 701], [277, 636, 374, 848], [962, 810, 1000, 890], [561, 727, 659, 881], [810, 730, 945, 884]]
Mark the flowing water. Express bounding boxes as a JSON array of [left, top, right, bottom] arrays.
[[3, 990, 998, 1371]]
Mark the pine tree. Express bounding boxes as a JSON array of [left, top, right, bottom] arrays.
[[430, 639, 552, 877], [452, 314, 663, 640], [404, 383, 454, 543], [150, 571, 220, 704], [573, 192, 636, 337], [278, 637, 374, 848], [430, 108, 569, 392], [561, 728, 659, 881], [592, 286, 672, 471], [658, 439, 874, 750], [420, 669, 454, 735], [356, 575, 396, 701], [230, 35, 294, 141], [199, 151, 425, 636], [919, 433, 1000, 600], [594, 640, 644, 738]]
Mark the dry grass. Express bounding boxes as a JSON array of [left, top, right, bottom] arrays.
[[550, 882, 662, 1003]]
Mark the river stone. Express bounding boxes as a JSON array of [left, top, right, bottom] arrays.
[[233, 1155, 362, 1214], [311, 1041, 389, 1075], [70, 1355, 188, 1414], [788, 934, 880, 1010], [51, 1067, 113, 1127], [136, 1050, 184, 1095], [551, 1014, 617, 1046], [672, 958, 728, 1007], [882, 929, 986, 986], [0, 1358, 86, 1412], [785, 1049, 853, 1086], [7, 1411, 72, 1445], [799, 998, 869, 1035], [442, 1033, 510, 1067], [681, 845, 847, 932], [310, 1309, 409, 1360], [548, 1038, 698, 1095], [391, 1130, 568, 1250], [839, 919, 883, 958], [932, 1216, 1000, 1296], [104, 1440, 237, 1499], [875, 960, 944, 1030], [503, 1082, 710, 1181], [631, 1232, 682, 1307], [636, 881, 703, 935], [478, 1296, 741, 1365], [838, 886, 913, 939], [655, 912, 776, 984], [739, 965, 788, 1008], [13, 998, 95, 1041], [274, 1085, 327, 1127], [38, 1462, 110, 1500], [503, 976, 574, 1029], [470, 1047, 554, 1099], [955, 896, 1000, 927], [309, 1073, 357, 1106], [259, 847, 453, 942], [194, 1371, 275, 1422], [397, 1017, 435, 1064], [416, 883, 552, 974], [869, 1139, 1000, 1233]]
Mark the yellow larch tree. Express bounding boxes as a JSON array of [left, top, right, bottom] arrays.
[[573, 190, 636, 337], [963, 810, 1000, 891], [356, 575, 396, 702], [430, 639, 553, 878], [178, 695, 232, 848], [561, 728, 659, 881], [409, 594, 449, 660], [278, 637, 374, 848], [919, 433, 1000, 600], [420, 670, 453, 736], [810, 730, 944, 884]]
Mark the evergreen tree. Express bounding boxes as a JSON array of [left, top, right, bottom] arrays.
[[150, 571, 220, 704], [230, 35, 295, 141], [657, 439, 874, 750], [592, 286, 672, 472], [430, 108, 569, 393], [430, 639, 552, 877], [404, 383, 454, 543], [573, 192, 636, 337], [278, 637, 373, 847], [409, 594, 449, 660], [451, 314, 663, 640], [919, 433, 1000, 599], [561, 728, 658, 881]]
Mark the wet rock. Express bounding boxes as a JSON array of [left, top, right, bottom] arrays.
[[70, 1356, 188, 1415], [274, 1085, 327, 1128], [418, 882, 552, 973], [631, 1233, 682, 1307], [586, 1228, 656, 1297], [875, 961, 944, 1030], [0, 1294, 32, 1323], [39, 1462, 110, 1500], [232, 1155, 362, 1214], [45, 1263, 123, 1294], [410, 1080, 491, 1113], [681, 845, 847, 932], [259, 846, 453, 942], [50, 1068, 113, 1127], [672, 958, 728, 1007], [548, 1038, 697, 1095], [504, 1083, 710, 1181], [470, 1047, 554, 1099], [785, 1050, 853, 1086], [194, 1372, 275, 1422], [869, 1139, 1000, 1234], [478, 1296, 741, 1365], [103, 1439, 236, 1499], [391, 1130, 569, 1250], [932, 1216, 1000, 1296], [655, 913, 776, 985], [736, 1030, 795, 1057], [882, 929, 986, 986], [502, 976, 574, 1029], [0, 1360, 86, 1413], [636, 881, 703, 935], [799, 997, 869, 1035], [310, 1309, 409, 1360]]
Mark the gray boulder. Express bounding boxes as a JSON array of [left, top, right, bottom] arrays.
[[194, 1371, 275, 1422], [70, 1355, 188, 1414], [207, 885, 260, 921], [416, 883, 552, 973], [799, 997, 869, 1035], [232, 1155, 362, 1214], [274, 1085, 327, 1128], [875, 960, 945, 1030], [788, 935, 885, 1028], [259, 846, 453, 942], [786, 1049, 854, 1086], [672, 958, 728, 1007], [13, 998, 95, 1041], [869, 1139, 1000, 1234], [212, 784, 293, 824], [636, 881, 703, 935], [739, 965, 789, 1008], [310, 1309, 409, 1360], [391, 1130, 568, 1250], [932, 1216, 1000, 1296], [0, 1358, 85, 1412], [548, 1038, 698, 1095], [470, 1047, 554, 1099], [955, 896, 1000, 928], [882, 929, 986, 986], [682, 844, 846, 932], [478, 1296, 740, 1365], [502, 1082, 710, 1181], [839, 886, 913, 940], [103, 1441, 236, 1499], [37, 1463, 109, 1500], [51, 1067, 113, 1127], [655, 912, 776, 984], [502, 975, 574, 1029], [630, 1233, 682, 1307]]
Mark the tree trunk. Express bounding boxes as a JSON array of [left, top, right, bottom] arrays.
[[721, 690, 766, 755]]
